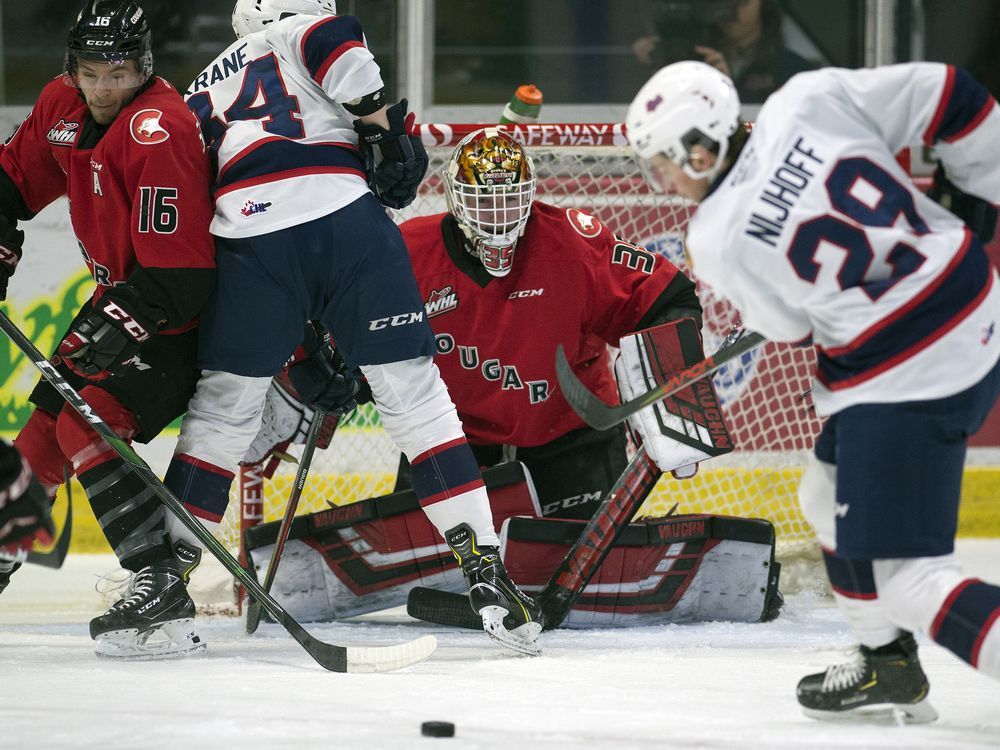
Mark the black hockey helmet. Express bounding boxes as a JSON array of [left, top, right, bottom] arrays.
[[65, 1, 153, 81]]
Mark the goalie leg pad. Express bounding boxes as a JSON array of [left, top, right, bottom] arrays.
[[615, 319, 734, 475], [500, 513, 780, 626], [243, 462, 538, 621]]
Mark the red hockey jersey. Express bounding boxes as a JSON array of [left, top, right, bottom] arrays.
[[400, 202, 684, 446], [0, 76, 214, 331]]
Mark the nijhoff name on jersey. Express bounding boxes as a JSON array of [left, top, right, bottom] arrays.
[[745, 136, 824, 248]]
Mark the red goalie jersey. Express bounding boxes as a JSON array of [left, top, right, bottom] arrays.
[[0, 76, 214, 332], [400, 201, 693, 447]]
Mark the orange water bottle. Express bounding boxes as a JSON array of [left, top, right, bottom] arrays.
[[499, 84, 544, 124]]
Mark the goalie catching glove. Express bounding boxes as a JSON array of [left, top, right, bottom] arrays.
[[353, 99, 429, 209], [57, 286, 159, 380], [615, 318, 734, 477]]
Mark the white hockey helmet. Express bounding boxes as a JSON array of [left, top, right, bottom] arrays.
[[445, 128, 537, 278], [626, 60, 741, 185], [232, 0, 337, 38]]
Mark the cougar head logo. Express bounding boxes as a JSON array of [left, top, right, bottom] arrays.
[[130, 109, 170, 145]]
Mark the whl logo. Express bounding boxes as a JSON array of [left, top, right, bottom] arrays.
[[425, 286, 458, 317], [46, 119, 80, 146], [241, 200, 272, 216]]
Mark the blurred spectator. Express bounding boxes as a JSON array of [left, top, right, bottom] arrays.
[[632, 0, 817, 102]]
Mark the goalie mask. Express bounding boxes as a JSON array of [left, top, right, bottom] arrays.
[[232, 0, 337, 38], [446, 128, 536, 277]]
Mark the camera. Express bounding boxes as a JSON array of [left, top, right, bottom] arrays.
[[652, 0, 742, 66]]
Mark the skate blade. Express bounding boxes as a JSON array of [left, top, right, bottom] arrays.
[[94, 618, 206, 660], [802, 698, 938, 725], [481, 606, 542, 657]]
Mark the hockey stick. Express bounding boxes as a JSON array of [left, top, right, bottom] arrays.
[[25, 487, 72, 569], [1, 454, 74, 571], [556, 329, 766, 430], [245, 410, 327, 634], [407, 448, 661, 631], [0, 311, 435, 673]]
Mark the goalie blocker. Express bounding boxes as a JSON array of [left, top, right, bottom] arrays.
[[615, 317, 733, 478], [244, 461, 781, 625]]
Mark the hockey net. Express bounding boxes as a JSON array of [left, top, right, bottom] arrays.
[[215, 123, 825, 581]]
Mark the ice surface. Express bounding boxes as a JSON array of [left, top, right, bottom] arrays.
[[1, 543, 998, 749]]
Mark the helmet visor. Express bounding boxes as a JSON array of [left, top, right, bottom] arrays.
[[69, 58, 146, 90]]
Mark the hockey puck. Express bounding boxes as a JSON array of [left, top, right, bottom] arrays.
[[421, 721, 455, 738]]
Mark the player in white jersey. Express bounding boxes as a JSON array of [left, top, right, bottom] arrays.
[[162, 0, 543, 656], [627, 60, 1000, 722]]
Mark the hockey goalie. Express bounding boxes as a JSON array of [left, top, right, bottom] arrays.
[[241, 319, 782, 628]]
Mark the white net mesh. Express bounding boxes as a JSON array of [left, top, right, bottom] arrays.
[[216, 123, 825, 572]]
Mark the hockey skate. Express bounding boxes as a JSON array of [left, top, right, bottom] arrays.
[[797, 632, 938, 724], [90, 564, 204, 659], [173, 539, 203, 583], [445, 523, 544, 656], [0, 560, 19, 594]]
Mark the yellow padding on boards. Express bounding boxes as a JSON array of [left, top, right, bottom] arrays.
[[47, 466, 1000, 554]]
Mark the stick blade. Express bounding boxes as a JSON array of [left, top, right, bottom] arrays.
[[244, 601, 264, 635], [407, 586, 484, 630], [554, 344, 620, 430], [25, 493, 72, 569], [345, 635, 438, 674]]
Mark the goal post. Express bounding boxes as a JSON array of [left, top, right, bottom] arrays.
[[217, 122, 825, 574]]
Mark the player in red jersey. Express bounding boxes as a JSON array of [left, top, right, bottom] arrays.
[[0, 1, 215, 657], [395, 128, 705, 519]]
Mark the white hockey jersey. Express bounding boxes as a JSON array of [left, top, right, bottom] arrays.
[[688, 63, 1000, 415], [185, 14, 381, 237]]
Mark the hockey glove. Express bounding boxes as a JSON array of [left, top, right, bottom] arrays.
[[288, 340, 371, 415], [927, 165, 998, 244], [57, 286, 159, 381], [0, 442, 54, 552], [353, 99, 429, 210], [0, 215, 24, 302]]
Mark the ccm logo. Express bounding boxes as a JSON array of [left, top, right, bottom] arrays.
[[101, 300, 150, 342], [508, 288, 543, 299], [369, 311, 425, 331]]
